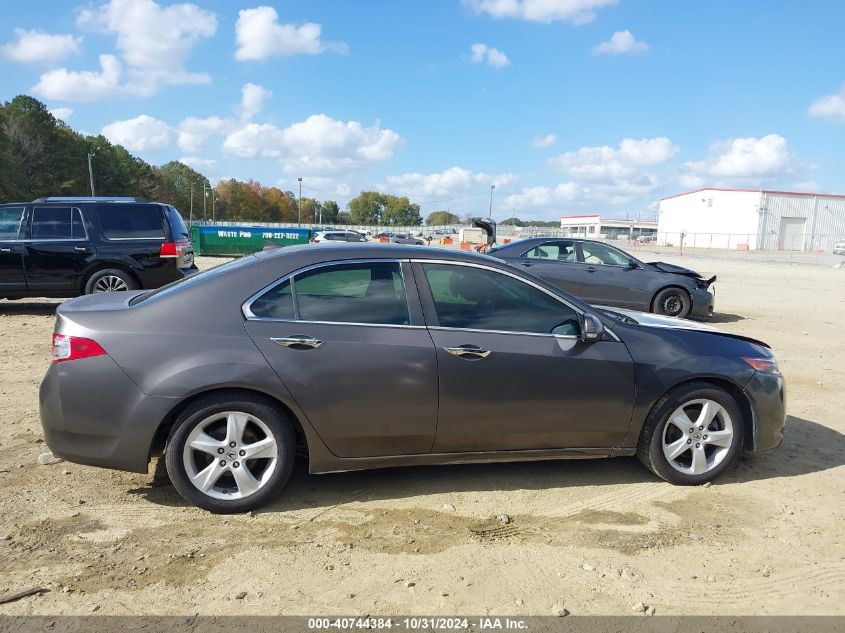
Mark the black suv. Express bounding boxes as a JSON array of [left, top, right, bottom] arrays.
[[0, 197, 197, 299]]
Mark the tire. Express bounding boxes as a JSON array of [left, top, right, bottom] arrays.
[[164, 392, 296, 513], [636, 382, 744, 485], [84, 268, 138, 294], [652, 287, 691, 318]]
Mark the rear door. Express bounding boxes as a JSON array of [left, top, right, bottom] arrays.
[[94, 203, 168, 272], [244, 259, 439, 457], [578, 241, 650, 309], [24, 206, 93, 292], [506, 240, 584, 297], [0, 205, 27, 292]]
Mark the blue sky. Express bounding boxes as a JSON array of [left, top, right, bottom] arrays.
[[2, 0, 844, 219]]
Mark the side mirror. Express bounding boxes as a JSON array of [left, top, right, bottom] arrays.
[[581, 313, 604, 343], [626, 261, 640, 270]]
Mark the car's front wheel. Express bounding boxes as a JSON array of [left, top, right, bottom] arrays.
[[165, 392, 296, 513], [637, 382, 743, 485], [652, 287, 691, 318]]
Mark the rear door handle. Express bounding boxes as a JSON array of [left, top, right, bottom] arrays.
[[443, 345, 492, 359], [519, 261, 533, 267], [271, 336, 323, 349], [0, 248, 12, 253], [74, 246, 88, 252]]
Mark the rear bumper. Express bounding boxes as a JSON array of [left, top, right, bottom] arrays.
[[39, 356, 175, 473], [136, 263, 198, 290], [743, 371, 786, 452]]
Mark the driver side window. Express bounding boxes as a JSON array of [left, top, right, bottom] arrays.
[[580, 242, 630, 267], [422, 263, 581, 337], [523, 240, 577, 262]]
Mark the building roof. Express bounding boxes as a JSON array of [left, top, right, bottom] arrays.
[[661, 187, 845, 201], [559, 214, 600, 219]]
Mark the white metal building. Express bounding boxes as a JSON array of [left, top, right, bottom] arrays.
[[559, 214, 658, 240], [658, 188, 845, 251]]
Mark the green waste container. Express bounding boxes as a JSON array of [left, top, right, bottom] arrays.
[[192, 225, 311, 256]]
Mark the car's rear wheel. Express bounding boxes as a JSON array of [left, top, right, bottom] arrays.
[[165, 392, 295, 513], [636, 382, 743, 485], [652, 287, 691, 318], [84, 268, 138, 294]]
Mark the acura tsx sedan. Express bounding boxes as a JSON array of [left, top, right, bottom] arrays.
[[40, 244, 785, 513], [489, 238, 716, 319]]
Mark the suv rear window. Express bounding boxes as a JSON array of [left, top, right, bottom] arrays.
[[99, 204, 166, 240], [165, 206, 190, 240]]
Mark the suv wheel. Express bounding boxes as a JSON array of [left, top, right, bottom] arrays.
[[636, 382, 743, 485], [652, 287, 691, 318], [165, 392, 296, 513], [85, 269, 138, 294]]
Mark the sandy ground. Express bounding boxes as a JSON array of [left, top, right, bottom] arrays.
[[0, 251, 843, 617]]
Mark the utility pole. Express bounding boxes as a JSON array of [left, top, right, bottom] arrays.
[[489, 184, 496, 219], [211, 191, 216, 223], [298, 177, 303, 226], [203, 181, 207, 220], [87, 152, 96, 196], [189, 181, 195, 225]]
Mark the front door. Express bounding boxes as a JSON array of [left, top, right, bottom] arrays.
[[415, 262, 635, 452], [0, 205, 27, 292], [24, 206, 93, 292], [578, 241, 650, 310], [244, 260, 438, 458], [505, 240, 584, 298]]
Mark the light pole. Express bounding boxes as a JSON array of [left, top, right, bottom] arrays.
[[87, 151, 96, 196], [203, 181, 207, 220], [489, 184, 496, 219], [211, 191, 216, 222], [189, 181, 195, 225], [297, 177, 303, 226]]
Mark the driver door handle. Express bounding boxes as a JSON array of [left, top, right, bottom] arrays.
[[585, 266, 597, 273], [519, 261, 533, 267], [272, 336, 323, 349], [443, 345, 492, 359], [0, 248, 12, 253]]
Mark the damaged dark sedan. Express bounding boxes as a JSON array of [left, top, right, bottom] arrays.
[[489, 238, 716, 319]]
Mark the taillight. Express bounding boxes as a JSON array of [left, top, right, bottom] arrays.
[[309, 238, 318, 243], [160, 240, 190, 258], [51, 334, 107, 364]]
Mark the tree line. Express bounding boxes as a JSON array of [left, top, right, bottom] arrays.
[[0, 95, 531, 228]]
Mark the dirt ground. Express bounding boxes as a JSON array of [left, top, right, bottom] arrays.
[[0, 251, 843, 616]]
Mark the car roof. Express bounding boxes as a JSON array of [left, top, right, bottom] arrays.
[[253, 242, 502, 265]]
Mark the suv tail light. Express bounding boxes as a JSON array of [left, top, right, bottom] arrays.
[[159, 240, 191, 258], [52, 334, 107, 364]]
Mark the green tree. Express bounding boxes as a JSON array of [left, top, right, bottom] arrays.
[[348, 191, 386, 224], [426, 210, 461, 225], [383, 195, 422, 225], [321, 200, 340, 223]]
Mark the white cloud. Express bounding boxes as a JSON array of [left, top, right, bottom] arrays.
[[179, 156, 218, 171], [223, 114, 402, 174], [1, 29, 82, 63], [384, 167, 516, 198], [70, 0, 216, 97], [241, 82, 272, 120], [234, 6, 348, 61], [592, 30, 648, 55], [808, 88, 845, 122], [101, 114, 173, 152], [549, 137, 677, 180], [470, 43, 510, 68], [49, 107, 73, 121], [532, 133, 557, 148], [33, 54, 123, 101], [463, 0, 617, 24], [681, 134, 794, 186], [504, 183, 579, 210], [176, 116, 227, 152]]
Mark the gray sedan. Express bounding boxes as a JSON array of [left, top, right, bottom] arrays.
[[40, 244, 784, 513], [489, 238, 716, 319]]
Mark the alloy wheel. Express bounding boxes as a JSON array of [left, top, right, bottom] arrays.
[[182, 411, 278, 500], [93, 275, 129, 292], [661, 398, 734, 475], [662, 294, 684, 316]]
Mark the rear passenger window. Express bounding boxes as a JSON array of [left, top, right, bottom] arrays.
[[295, 263, 409, 325], [523, 241, 576, 262], [248, 262, 410, 325], [0, 206, 25, 240], [31, 207, 81, 240], [99, 205, 166, 239]]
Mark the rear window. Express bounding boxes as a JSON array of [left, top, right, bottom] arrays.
[[98, 204, 166, 240], [165, 206, 190, 240], [130, 255, 255, 305]]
